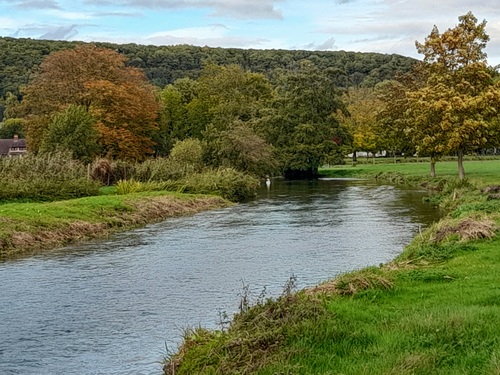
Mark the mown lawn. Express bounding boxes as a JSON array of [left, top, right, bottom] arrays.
[[321, 158, 500, 187]]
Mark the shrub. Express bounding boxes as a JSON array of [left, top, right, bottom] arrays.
[[90, 158, 136, 186], [134, 157, 187, 182], [134, 140, 206, 182], [178, 168, 260, 202]]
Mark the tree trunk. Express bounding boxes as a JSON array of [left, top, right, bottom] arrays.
[[352, 150, 357, 165], [457, 148, 466, 180], [430, 156, 436, 178]]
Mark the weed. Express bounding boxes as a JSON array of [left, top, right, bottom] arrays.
[[115, 179, 170, 195], [308, 267, 394, 296]]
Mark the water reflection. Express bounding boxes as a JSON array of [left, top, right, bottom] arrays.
[[0, 179, 440, 375]]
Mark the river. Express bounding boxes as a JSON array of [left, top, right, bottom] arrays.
[[0, 178, 440, 375]]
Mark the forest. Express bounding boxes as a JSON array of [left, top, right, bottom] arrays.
[[0, 36, 416, 100], [0, 12, 499, 195]]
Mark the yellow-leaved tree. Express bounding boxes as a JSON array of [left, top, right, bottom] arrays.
[[407, 12, 500, 179]]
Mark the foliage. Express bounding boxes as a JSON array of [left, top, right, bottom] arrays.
[[375, 79, 415, 159], [337, 87, 382, 162], [407, 12, 500, 179], [0, 36, 416, 111], [168, 138, 205, 171], [90, 158, 136, 186], [155, 84, 190, 156], [0, 152, 100, 201], [134, 138, 205, 182], [0, 117, 25, 138], [260, 62, 350, 178], [176, 167, 260, 202], [210, 121, 278, 176], [20, 44, 160, 160], [40, 105, 100, 163], [87, 78, 159, 160], [198, 64, 273, 129], [0, 178, 100, 202]]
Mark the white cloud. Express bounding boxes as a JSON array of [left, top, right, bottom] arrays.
[[45, 9, 94, 20], [2, 0, 500, 65], [39, 24, 79, 39], [83, 0, 284, 20], [146, 24, 270, 48], [15, 0, 60, 9]]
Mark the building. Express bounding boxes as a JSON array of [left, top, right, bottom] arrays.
[[0, 135, 27, 157]]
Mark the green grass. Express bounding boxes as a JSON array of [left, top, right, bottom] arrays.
[[164, 159, 500, 375], [321, 158, 500, 188], [0, 191, 230, 258]]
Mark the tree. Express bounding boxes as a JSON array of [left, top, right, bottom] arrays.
[[40, 105, 100, 163], [408, 12, 500, 179], [85, 79, 159, 160], [337, 87, 381, 164], [0, 118, 25, 139], [375, 80, 415, 164], [21, 44, 160, 160], [259, 62, 349, 178], [216, 121, 277, 177], [196, 63, 273, 131], [194, 64, 276, 175]]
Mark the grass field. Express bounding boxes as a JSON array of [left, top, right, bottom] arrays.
[[164, 159, 500, 375], [322, 158, 500, 187], [0, 191, 230, 258]]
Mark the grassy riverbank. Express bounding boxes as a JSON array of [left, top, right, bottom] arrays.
[[163, 159, 500, 374], [0, 191, 231, 259]]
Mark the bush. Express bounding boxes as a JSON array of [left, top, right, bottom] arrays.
[[134, 157, 187, 182], [134, 140, 205, 182], [177, 168, 260, 202], [90, 158, 136, 186], [0, 151, 87, 181]]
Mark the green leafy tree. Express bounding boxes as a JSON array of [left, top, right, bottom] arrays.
[[260, 62, 349, 178], [0, 118, 25, 139], [40, 105, 100, 163], [197, 63, 273, 131], [216, 121, 277, 177], [156, 84, 190, 156], [375, 80, 415, 163], [408, 12, 500, 179], [195, 64, 275, 175]]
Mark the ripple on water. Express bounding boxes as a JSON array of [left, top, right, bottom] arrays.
[[0, 179, 440, 375]]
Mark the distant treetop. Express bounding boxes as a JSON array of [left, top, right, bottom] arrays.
[[0, 37, 417, 100]]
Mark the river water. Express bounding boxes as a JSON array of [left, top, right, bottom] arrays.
[[0, 178, 440, 375]]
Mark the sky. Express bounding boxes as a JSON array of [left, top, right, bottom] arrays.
[[1, 0, 500, 66]]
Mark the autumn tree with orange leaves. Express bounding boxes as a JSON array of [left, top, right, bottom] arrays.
[[21, 45, 159, 161]]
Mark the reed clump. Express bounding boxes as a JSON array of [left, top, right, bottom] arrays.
[[0, 152, 100, 202]]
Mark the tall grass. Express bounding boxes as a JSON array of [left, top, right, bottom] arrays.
[[0, 152, 100, 202]]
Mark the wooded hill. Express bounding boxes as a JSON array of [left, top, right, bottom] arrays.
[[0, 36, 417, 100]]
